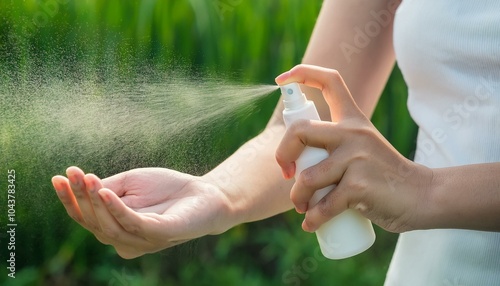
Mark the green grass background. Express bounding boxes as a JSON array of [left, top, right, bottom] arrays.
[[0, 0, 417, 285]]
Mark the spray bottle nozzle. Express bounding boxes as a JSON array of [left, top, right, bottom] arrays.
[[280, 82, 307, 110]]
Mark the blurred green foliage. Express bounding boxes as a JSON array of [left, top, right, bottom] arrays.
[[0, 0, 416, 285]]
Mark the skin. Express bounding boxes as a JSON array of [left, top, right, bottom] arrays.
[[52, 167, 234, 258], [51, 0, 500, 259]]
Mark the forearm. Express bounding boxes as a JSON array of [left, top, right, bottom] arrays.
[[300, 0, 399, 120], [423, 163, 500, 231], [203, 124, 294, 225], [204, 0, 400, 228]]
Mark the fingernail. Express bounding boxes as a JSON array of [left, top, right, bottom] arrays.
[[69, 175, 79, 186], [54, 183, 65, 194], [283, 163, 296, 179], [296, 203, 307, 214], [302, 219, 315, 233], [275, 71, 290, 84], [281, 169, 293, 180], [52, 180, 61, 191], [87, 181, 95, 194]]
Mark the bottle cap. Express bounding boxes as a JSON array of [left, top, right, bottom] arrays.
[[280, 83, 307, 110]]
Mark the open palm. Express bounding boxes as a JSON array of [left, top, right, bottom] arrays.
[[52, 167, 232, 258]]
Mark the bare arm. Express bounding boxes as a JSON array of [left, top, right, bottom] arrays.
[[206, 0, 399, 227], [423, 164, 500, 231], [51, 0, 401, 258], [297, 0, 398, 121]]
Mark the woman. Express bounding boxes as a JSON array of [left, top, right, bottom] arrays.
[[52, 0, 500, 284]]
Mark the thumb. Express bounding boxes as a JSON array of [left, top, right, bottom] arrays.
[[101, 172, 130, 197], [275, 64, 363, 120]]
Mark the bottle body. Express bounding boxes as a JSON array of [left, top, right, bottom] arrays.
[[282, 96, 375, 259]]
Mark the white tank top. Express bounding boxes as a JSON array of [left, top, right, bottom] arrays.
[[386, 0, 500, 285]]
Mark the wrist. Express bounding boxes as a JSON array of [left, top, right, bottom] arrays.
[[405, 163, 436, 231], [422, 167, 464, 230], [413, 163, 500, 232], [414, 165, 464, 231], [201, 171, 249, 234], [201, 125, 293, 232]]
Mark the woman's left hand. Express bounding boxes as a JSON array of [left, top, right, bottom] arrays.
[[275, 64, 434, 233]]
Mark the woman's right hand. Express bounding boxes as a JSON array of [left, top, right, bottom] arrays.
[[52, 166, 235, 259]]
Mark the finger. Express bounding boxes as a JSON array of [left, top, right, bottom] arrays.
[[301, 166, 367, 232], [94, 187, 157, 247], [66, 167, 100, 230], [85, 176, 146, 243], [290, 149, 348, 213], [275, 120, 342, 179], [101, 171, 129, 197], [51, 175, 86, 227], [275, 64, 363, 120], [301, 183, 349, 232], [83, 173, 112, 236], [98, 188, 184, 242]]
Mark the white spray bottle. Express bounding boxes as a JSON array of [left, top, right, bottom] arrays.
[[280, 82, 375, 259]]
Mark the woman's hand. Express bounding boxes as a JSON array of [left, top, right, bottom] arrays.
[[275, 64, 434, 233], [52, 167, 234, 259]]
